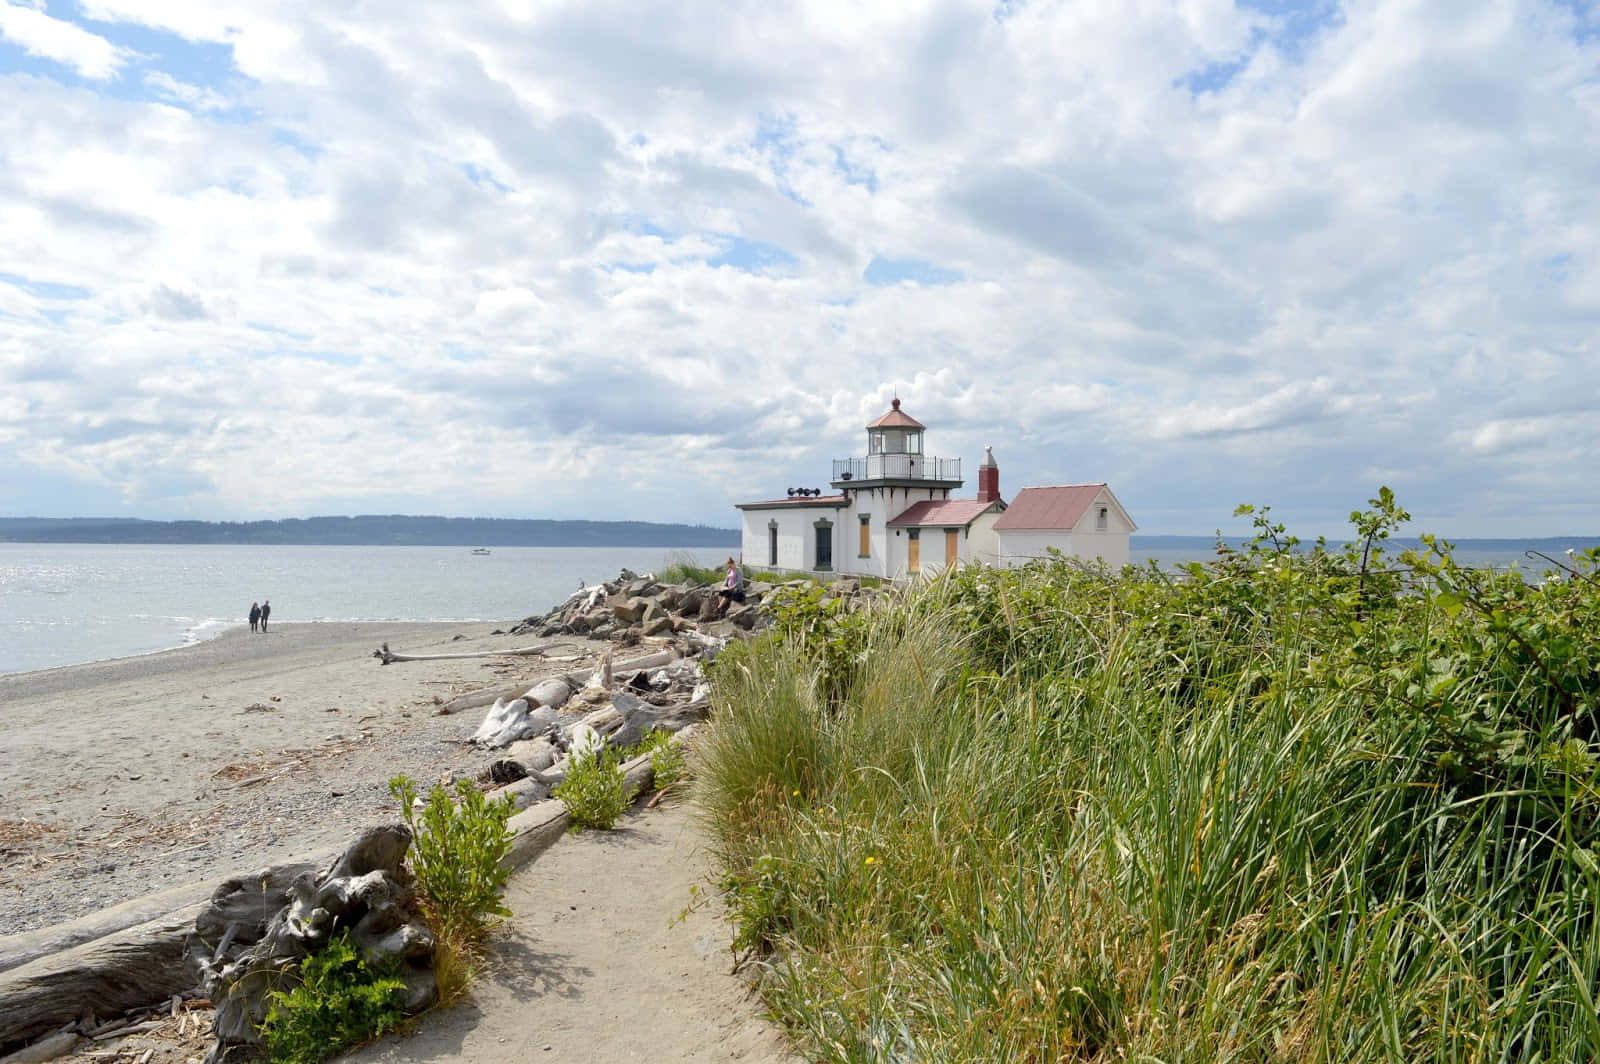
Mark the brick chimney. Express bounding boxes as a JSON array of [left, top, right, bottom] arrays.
[[977, 445, 1000, 503]]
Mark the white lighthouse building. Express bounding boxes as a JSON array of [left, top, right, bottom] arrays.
[[735, 398, 1136, 579]]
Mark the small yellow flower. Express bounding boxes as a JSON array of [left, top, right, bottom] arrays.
[[791, 789, 800, 796], [864, 855, 877, 866]]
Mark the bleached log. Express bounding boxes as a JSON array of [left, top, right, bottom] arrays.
[[435, 674, 577, 716], [436, 683, 537, 716], [0, 907, 198, 1050], [615, 649, 674, 673], [372, 641, 579, 665], [0, 846, 341, 1050]]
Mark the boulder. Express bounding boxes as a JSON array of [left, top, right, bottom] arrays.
[[612, 597, 650, 624], [642, 615, 674, 637]]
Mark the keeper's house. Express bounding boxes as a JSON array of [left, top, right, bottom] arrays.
[[735, 397, 1135, 579]]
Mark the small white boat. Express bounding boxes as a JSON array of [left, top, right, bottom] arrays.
[[470, 548, 491, 555]]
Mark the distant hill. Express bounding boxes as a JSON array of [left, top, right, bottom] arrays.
[[0, 515, 740, 547]]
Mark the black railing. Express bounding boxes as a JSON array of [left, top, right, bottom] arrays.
[[832, 455, 962, 482]]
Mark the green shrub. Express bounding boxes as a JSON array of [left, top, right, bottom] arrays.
[[260, 928, 408, 1064], [696, 491, 1600, 1062], [638, 727, 689, 791], [554, 746, 629, 830], [388, 776, 514, 942]]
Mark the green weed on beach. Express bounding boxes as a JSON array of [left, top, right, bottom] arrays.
[[695, 490, 1600, 1062]]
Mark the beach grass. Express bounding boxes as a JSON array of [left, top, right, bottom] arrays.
[[694, 497, 1600, 1061]]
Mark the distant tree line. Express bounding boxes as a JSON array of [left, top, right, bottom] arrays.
[[0, 515, 740, 547]]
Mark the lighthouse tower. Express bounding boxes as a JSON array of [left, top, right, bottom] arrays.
[[829, 397, 967, 573]]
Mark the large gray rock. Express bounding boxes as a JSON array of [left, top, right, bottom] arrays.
[[612, 597, 650, 624]]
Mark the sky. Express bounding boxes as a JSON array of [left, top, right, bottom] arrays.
[[1, 0, 1597, 537]]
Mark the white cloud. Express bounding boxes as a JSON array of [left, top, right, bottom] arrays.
[[0, 0, 1598, 535], [0, 1, 126, 79]]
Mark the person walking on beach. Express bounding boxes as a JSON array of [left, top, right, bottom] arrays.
[[259, 600, 271, 632], [714, 558, 745, 616], [248, 602, 260, 633]]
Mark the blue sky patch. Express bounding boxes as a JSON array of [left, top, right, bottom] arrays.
[[1239, 0, 1342, 62], [461, 162, 509, 193], [708, 236, 797, 273], [832, 146, 878, 194], [864, 256, 963, 287], [0, 272, 91, 300], [1180, 52, 1254, 95], [77, 5, 240, 90]]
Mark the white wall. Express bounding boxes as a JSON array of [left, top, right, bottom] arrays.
[[966, 512, 1002, 566], [740, 507, 842, 572], [996, 528, 1130, 568]]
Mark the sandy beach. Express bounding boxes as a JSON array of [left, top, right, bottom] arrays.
[[0, 621, 612, 936], [1, 622, 800, 1063]]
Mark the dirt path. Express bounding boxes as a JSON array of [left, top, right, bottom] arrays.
[[348, 798, 799, 1064]]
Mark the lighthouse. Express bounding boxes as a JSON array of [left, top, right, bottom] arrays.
[[734, 395, 1134, 578]]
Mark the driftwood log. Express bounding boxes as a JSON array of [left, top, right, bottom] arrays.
[[372, 640, 579, 665], [432, 649, 676, 717], [0, 849, 338, 1053], [0, 736, 677, 1057]]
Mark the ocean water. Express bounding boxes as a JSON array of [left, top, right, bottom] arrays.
[[0, 543, 732, 676], [3, 539, 1590, 677]]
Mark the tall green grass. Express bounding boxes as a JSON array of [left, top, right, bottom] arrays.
[[694, 504, 1600, 1061]]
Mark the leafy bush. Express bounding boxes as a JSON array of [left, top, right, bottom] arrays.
[[260, 929, 408, 1064], [388, 776, 514, 942], [637, 727, 688, 791], [554, 745, 629, 830]]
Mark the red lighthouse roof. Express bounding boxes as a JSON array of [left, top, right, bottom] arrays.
[[866, 397, 925, 430]]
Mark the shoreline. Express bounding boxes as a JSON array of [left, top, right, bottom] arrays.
[[0, 620, 610, 936], [0, 616, 535, 682]]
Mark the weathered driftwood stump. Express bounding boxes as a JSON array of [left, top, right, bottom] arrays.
[[193, 825, 436, 1062]]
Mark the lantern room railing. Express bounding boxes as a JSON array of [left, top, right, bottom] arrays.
[[832, 455, 962, 483]]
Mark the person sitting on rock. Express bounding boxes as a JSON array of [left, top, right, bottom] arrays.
[[715, 558, 745, 616]]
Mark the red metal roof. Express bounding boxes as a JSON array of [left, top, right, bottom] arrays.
[[888, 499, 1001, 528], [866, 397, 925, 430], [992, 484, 1106, 531]]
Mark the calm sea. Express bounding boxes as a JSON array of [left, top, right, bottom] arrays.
[[2, 539, 1590, 677], [0, 544, 732, 676]]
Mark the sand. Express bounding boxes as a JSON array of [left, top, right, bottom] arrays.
[[1, 622, 798, 1062], [1, 621, 597, 936]]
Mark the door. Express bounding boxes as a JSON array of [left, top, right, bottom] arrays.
[[815, 524, 832, 570], [945, 528, 959, 566], [908, 530, 920, 573]]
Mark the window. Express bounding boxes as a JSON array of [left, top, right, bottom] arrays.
[[1096, 506, 1108, 531], [768, 520, 778, 566]]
